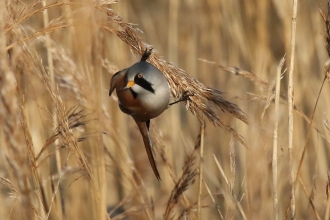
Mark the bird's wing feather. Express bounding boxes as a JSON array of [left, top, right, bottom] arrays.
[[109, 69, 127, 96], [133, 118, 161, 180], [118, 102, 134, 115]]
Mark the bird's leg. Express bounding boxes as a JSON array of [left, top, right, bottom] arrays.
[[169, 91, 194, 106]]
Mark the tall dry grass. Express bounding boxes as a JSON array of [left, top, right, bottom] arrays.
[[1, 0, 330, 219]]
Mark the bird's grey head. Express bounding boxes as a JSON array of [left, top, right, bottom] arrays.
[[125, 62, 166, 95]]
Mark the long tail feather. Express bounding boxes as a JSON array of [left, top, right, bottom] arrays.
[[133, 118, 161, 180]]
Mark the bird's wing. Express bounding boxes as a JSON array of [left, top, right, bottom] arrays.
[[133, 118, 161, 180], [118, 102, 134, 115], [109, 69, 127, 96]]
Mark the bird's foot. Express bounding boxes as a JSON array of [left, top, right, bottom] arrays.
[[169, 91, 194, 106]]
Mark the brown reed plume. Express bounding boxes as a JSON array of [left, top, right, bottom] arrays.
[[321, 2, 330, 58], [163, 146, 198, 219], [162, 124, 206, 219], [36, 106, 90, 163]]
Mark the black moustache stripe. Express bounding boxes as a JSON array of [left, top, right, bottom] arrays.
[[135, 78, 155, 94]]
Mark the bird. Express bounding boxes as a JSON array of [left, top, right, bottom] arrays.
[[109, 49, 170, 180]]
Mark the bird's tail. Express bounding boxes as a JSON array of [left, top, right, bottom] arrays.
[[133, 118, 161, 181]]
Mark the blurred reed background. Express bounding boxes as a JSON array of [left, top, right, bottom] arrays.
[[0, 0, 330, 219]]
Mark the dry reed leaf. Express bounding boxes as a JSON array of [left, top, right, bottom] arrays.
[[19, 101, 50, 215], [199, 58, 268, 87], [260, 78, 276, 123], [202, 180, 224, 219], [229, 136, 236, 192], [260, 70, 285, 123], [325, 118, 330, 132], [0, 177, 19, 196], [213, 155, 247, 219]]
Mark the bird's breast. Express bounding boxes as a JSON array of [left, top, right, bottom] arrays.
[[116, 86, 169, 120]]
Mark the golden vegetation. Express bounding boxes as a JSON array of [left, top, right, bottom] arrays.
[[0, 0, 330, 219]]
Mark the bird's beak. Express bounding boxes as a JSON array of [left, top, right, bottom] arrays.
[[123, 80, 135, 90]]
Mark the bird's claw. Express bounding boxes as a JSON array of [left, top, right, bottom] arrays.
[[169, 91, 194, 106]]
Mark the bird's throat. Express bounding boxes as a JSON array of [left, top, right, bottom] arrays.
[[130, 88, 138, 99]]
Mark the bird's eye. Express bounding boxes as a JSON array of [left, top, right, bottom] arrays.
[[137, 73, 143, 78]]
